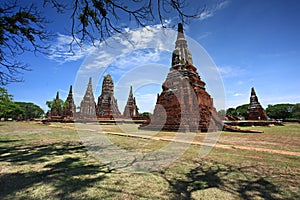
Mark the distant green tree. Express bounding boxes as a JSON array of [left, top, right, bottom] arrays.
[[266, 104, 294, 120], [139, 112, 151, 117], [292, 103, 300, 120], [46, 98, 68, 116], [0, 87, 24, 120], [15, 102, 44, 119], [0, 87, 13, 102], [235, 104, 249, 118], [226, 108, 236, 116], [4, 101, 24, 119], [218, 109, 226, 116]]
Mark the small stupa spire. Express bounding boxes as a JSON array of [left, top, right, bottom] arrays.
[[172, 23, 193, 66], [251, 87, 256, 96], [69, 85, 73, 94], [129, 85, 133, 97]]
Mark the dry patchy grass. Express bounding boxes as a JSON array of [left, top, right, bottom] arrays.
[[0, 121, 299, 199]]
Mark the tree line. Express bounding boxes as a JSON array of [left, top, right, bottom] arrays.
[[224, 103, 300, 120], [2, 87, 299, 121], [0, 87, 44, 120]]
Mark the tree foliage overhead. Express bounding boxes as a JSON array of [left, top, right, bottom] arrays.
[[1, 0, 210, 85], [44, 0, 206, 45], [0, 1, 49, 85]]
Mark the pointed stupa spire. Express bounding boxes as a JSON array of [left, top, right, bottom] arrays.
[[129, 85, 133, 98], [172, 23, 193, 66], [246, 87, 268, 120], [87, 77, 92, 90], [64, 85, 76, 118], [251, 87, 256, 96], [55, 91, 59, 100], [66, 85, 75, 104], [249, 87, 259, 106], [175, 23, 187, 48], [83, 77, 94, 98], [69, 85, 73, 94], [80, 77, 96, 117], [123, 85, 139, 118]]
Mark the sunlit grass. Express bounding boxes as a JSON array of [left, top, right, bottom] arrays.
[[0, 121, 299, 199]]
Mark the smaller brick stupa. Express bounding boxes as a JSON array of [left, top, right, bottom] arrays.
[[79, 77, 96, 118], [63, 85, 76, 119], [123, 86, 139, 118], [245, 87, 268, 120], [96, 74, 121, 118]]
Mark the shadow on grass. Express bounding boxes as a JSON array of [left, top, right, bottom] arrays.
[[0, 142, 113, 199], [0, 139, 22, 143], [161, 160, 291, 200]]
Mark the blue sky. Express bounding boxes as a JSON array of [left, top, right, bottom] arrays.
[[5, 0, 300, 113]]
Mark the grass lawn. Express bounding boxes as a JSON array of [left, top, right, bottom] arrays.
[[0, 121, 299, 199]]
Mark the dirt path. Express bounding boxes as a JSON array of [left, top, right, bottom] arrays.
[[49, 124, 300, 157]]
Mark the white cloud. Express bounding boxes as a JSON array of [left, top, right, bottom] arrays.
[[217, 0, 231, 10], [233, 93, 244, 97], [113, 49, 161, 69], [217, 65, 247, 78], [198, 0, 231, 20], [198, 11, 214, 20], [48, 33, 96, 64], [197, 32, 212, 40], [237, 81, 244, 85]]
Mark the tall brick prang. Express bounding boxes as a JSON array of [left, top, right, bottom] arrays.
[[79, 77, 96, 118], [140, 23, 222, 132], [96, 74, 121, 118], [123, 86, 139, 118]]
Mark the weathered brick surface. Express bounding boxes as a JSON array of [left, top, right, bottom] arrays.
[[123, 86, 139, 118], [63, 85, 76, 119], [140, 24, 222, 132], [96, 74, 121, 118], [245, 87, 268, 120], [79, 77, 97, 119]]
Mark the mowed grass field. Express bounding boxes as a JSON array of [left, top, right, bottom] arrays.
[[0, 121, 299, 199]]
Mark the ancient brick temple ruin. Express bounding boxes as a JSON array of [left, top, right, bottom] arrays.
[[245, 87, 268, 120], [140, 23, 222, 132], [80, 77, 97, 118], [47, 74, 141, 120], [63, 85, 76, 119], [48, 85, 76, 120], [96, 74, 121, 118], [123, 86, 139, 118]]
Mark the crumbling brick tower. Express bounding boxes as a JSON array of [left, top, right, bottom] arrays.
[[140, 23, 222, 132], [96, 74, 121, 118], [63, 85, 76, 119], [79, 77, 97, 119], [245, 87, 268, 120], [123, 86, 139, 118]]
